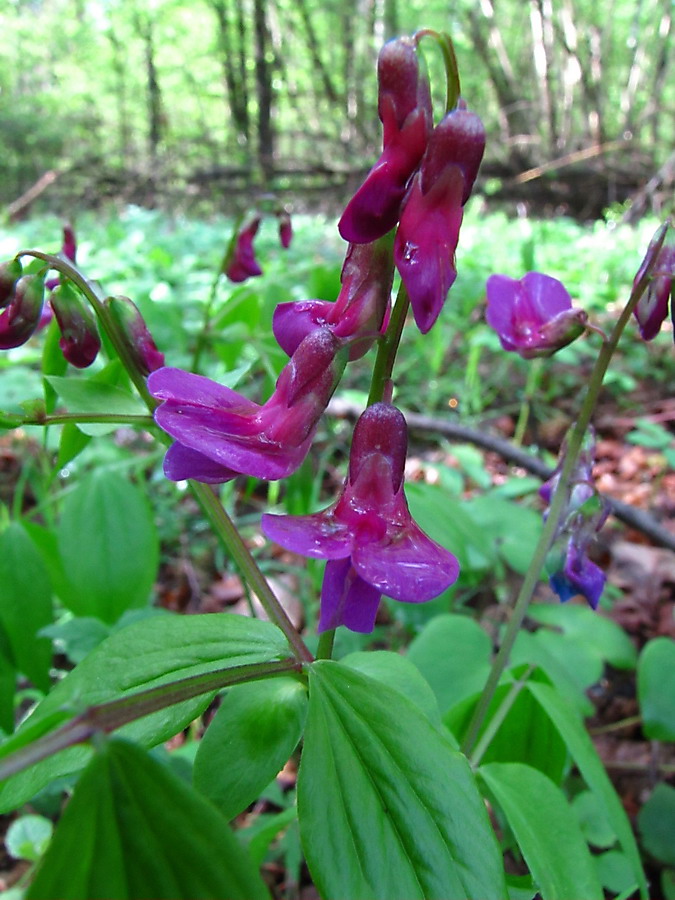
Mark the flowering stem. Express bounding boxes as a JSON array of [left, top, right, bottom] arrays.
[[316, 629, 336, 660], [5, 412, 155, 428], [367, 283, 409, 406], [191, 482, 314, 663], [16, 250, 155, 408], [0, 658, 302, 782], [461, 276, 653, 757]]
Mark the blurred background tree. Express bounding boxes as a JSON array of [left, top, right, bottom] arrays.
[[0, 0, 672, 219]]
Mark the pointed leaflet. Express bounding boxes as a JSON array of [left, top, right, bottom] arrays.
[[298, 661, 505, 900], [479, 762, 603, 900], [194, 676, 307, 819], [0, 612, 290, 812], [27, 739, 269, 900]]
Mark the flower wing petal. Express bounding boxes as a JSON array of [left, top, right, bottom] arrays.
[[261, 512, 353, 559]]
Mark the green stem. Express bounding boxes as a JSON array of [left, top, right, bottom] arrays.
[[17, 250, 155, 407], [316, 629, 336, 660], [13, 412, 155, 428], [513, 359, 542, 446], [469, 665, 534, 767], [367, 284, 410, 406], [461, 273, 655, 757], [0, 658, 302, 782], [590, 714, 642, 736], [191, 482, 314, 663]]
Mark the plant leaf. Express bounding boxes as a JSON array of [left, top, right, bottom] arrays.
[[194, 676, 307, 819], [298, 660, 506, 900], [27, 738, 269, 900], [479, 761, 603, 900], [637, 637, 675, 740]]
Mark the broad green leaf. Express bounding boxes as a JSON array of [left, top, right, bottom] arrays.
[[0, 522, 53, 692], [572, 789, 616, 848], [243, 806, 298, 867], [57, 470, 159, 621], [45, 374, 144, 416], [464, 494, 544, 574], [341, 649, 442, 725], [194, 676, 307, 819], [27, 739, 269, 900], [479, 762, 603, 900], [0, 612, 290, 812], [407, 614, 492, 714], [511, 629, 594, 714], [299, 661, 506, 900], [637, 637, 675, 740], [56, 422, 91, 468], [527, 681, 647, 898], [0, 642, 15, 734], [594, 850, 639, 895], [637, 783, 675, 866], [527, 604, 637, 669]]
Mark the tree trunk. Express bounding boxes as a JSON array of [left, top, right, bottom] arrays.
[[253, 0, 274, 180]]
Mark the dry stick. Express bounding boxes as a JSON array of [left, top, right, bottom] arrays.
[[327, 398, 675, 553]]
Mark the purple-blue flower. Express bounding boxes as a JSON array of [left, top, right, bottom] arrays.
[[148, 328, 347, 484], [261, 403, 459, 633], [486, 271, 588, 358]]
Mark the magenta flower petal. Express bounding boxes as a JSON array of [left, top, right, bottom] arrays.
[[225, 217, 263, 283], [149, 367, 257, 411], [163, 442, 239, 483], [394, 167, 464, 333], [319, 559, 382, 633], [262, 403, 459, 633], [486, 271, 588, 358], [261, 511, 353, 559], [272, 300, 333, 357], [0, 275, 45, 350]]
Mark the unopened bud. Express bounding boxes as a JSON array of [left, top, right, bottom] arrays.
[[106, 295, 165, 376], [50, 281, 100, 368], [0, 274, 44, 349], [0, 259, 22, 309]]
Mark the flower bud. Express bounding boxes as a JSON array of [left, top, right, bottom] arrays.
[[106, 295, 165, 376], [0, 259, 22, 309], [0, 274, 45, 349], [224, 217, 263, 282], [277, 210, 293, 249], [50, 281, 100, 367]]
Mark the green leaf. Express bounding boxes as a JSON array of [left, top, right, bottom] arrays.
[[637, 637, 675, 740], [479, 762, 603, 900], [527, 681, 647, 898], [572, 789, 616, 848], [527, 604, 637, 669], [243, 807, 298, 868], [637, 783, 675, 866], [407, 614, 492, 714], [57, 470, 159, 622], [5, 813, 53, 862], [194, 676, 307, 820], [0, 522, 53, 692], [27, 739, 269, 900], [341, 649, 442, 725], [593, 850, 639, 895], [56, 422, 91, 468], [511, 630, 595, 715], [45, 374, 144, 417], [464, 494, 544, 574], [0, 612, 290, 812], [299, 660, 506, 900]]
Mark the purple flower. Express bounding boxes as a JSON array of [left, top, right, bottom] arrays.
[[225, 217, 263, 283], [486, 271, 588, 358], [542, 429, 609, 610], [262, 403, 459, 633], [338, 37, 432, 244], [0, 274, 45, 350], [0, 259, 22, 309], [394, 108, 485, 334], [633, 239, 674, 341], [148, 328, 347, 484], [44, 224, 78, 294], [49, 281, 100, 368], [277, 211, 293, 249], [273, 237, 393, 361], [106, 295, 165, 375]]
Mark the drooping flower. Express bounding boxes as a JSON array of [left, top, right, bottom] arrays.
[[148, 328, 347, 484], [262, 403, 459, 633], [224, 217, 263, 283], [486, 271, 588, 358], [105, 295, 165, 375], [338, 37, 433, 244], [44, 224, 78, 293], [0, 273, 45, 350], [277, 210, 293, 249], [541, 429, 609, 610], [273, 236, 393, 361], [394, 107, 486, 333], [0, 259, 22, 309], [50, 281, 101, 368], [632, 224, 674, 341]]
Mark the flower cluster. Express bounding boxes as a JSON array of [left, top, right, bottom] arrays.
[[339, 36, 485, 334]]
